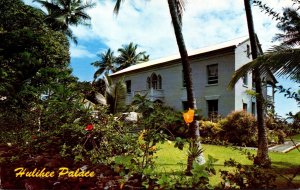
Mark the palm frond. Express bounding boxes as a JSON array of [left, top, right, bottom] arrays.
[[113, 80, 126, 113], [99, 75, 126, 113], [65, 28, 78, 44], [93, 67, 105, 80], [228, 46, 300, 89], [94, 92, 107, 105], [34, 0, 61, 14], [113, 0, 124, 15], [228, 58, 259, 89]]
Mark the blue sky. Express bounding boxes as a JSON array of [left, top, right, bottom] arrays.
[[23, 0, 299, 117]]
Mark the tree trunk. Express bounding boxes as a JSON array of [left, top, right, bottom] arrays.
[[244, 0, 271, 167], [167, 0, 205, 173]]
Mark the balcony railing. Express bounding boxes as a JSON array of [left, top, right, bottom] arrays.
[[134, 88, 164, 101]]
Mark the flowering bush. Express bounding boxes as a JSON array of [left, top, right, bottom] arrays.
[[219, 111, 258, 146], [199, 120, 222, 138]]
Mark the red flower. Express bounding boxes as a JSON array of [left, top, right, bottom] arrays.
[[85, 124, 94, 131]]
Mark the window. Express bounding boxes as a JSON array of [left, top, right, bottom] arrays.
[[151, 73, 157, 89], [207, 64, 218, 84], [243, 103, 247, 112], [246, 44, 251, 58], [125, 80, 131, 93], [158, 75, 162, 89], [207, 100, 218, 117], [182, 101, 188, 111], [242, 73, 248, 86], [252, 102, 256, 115], [147, 73, 162, 89], [182, 70, 186, 87]]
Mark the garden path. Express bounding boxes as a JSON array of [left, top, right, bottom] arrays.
[[239, 140, 300, 153], [268, 140, 300, 153]]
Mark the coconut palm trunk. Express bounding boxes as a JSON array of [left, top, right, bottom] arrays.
[[244, 0, 271, 167], [167, 0, 205, 173]]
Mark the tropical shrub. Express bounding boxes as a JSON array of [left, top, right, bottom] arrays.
[[199, 120, 222, 138], [198, 120, 226, 145], [155, 106, 188, 138], [147, 156, 217, 190], [130, 95, 187, 138], [219, 158, 277, 189], [219, 111, 258, 146]]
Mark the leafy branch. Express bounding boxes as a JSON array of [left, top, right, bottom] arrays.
[[275, 85, 300, 106]]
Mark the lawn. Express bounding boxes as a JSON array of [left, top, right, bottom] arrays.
[[154, 142, 300, 188], [288, 133, 300, 141]]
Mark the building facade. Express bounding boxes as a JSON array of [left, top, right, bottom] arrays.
[[110, 37, 273, 118]]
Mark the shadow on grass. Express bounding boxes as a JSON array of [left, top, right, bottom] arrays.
[[272, 161, 300, 171], [270, 162, 300, 189]]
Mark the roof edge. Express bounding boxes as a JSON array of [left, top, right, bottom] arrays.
[[111, 36, 249, 77]]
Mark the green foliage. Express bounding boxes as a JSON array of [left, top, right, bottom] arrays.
[[40, 82, 92, 129], [35, 0, 95, 43], [110, 101, 193, 188], [197, 111, 259, 146], [220, 158, 277, 189], [149, 156, 217, 189], [265, 113, 288, 144], [131, 96, 187, 137], [17, 107, 139, 165], [94, 76, 126, 114], [92, 42, 149, 80], [0, 0, 72, 130], [116, 42, 149, 71], [199, 121, 223, 139], [199, 120, 226, 145], [276, 85, 300, 106], [287, 111, 300, 134], [266, 111, 300, 142], [219, 111, 258, 146], [91, 48, 117, 80]]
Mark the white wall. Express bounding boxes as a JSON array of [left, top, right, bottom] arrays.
[[113, 51, 237, 118], [111, 39, 266, 118], [234, 40, 255, 114], [191, 53, 236, 117]]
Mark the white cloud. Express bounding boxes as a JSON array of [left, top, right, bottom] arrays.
[[71, 0, 292, 59], [70, 45, 96, 58], [23, 0, 292, 58], [22, 0, 296, 61]]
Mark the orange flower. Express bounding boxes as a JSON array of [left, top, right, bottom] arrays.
[[183, 108, 195, 125]]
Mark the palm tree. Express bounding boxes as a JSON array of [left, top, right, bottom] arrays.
[[235, 0, 271, 167], [35, 0, 95, 43], [113, 0, 205, 172], [91, 48, 117, 81], [229, 0, 300, 167], [131, 93, 154, 117], [229, 3, 300, 167], [116, 42, 149, 71], [95, 76, 126, 114]]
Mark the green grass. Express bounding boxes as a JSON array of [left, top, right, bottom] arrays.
[[289, 133, 300, 141], [154, 142, 300, 188]]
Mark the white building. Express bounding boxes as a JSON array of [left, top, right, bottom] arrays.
[[110, 36, 275, 118]]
